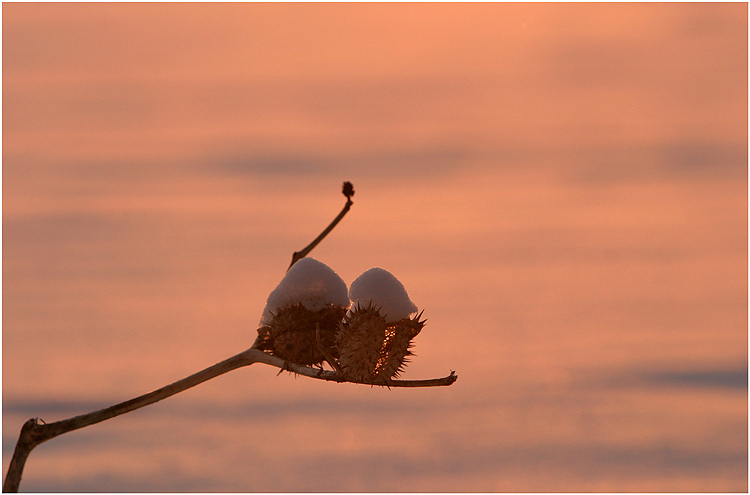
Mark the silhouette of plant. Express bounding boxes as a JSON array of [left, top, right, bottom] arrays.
[[3, 181, 457, 492]]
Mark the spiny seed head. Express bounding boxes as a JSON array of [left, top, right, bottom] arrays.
[[336, 304, 387, 382], [373, 311, 424, 380], [259, 257, 349, 326], [336, 303, 425, 382], [256, 257, 349, 366], [256, 302, 346, 366]]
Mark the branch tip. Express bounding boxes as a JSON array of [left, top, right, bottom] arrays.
[[288, 181, 355, 270], [342, 181, 354, 200]]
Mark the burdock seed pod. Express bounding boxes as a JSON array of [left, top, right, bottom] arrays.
[[337, 268, 425, 382], [255, 258, 349, 366]]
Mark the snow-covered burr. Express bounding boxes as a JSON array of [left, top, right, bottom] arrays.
[[337, 267, 424, 382], [255, 258, 349, 366]]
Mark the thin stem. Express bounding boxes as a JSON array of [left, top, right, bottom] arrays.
[[315, 323, 343, 373], [251, 348, 458, 388], [288, 181, 354, 270], [3, 345, 456, 491], [3, 420, 36, 493], [3, 349, 259, 492]]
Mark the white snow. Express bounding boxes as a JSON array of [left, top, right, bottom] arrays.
[[348, 267, 418, 322], [260, 257, 349, 325]]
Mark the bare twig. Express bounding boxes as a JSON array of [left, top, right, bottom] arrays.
[[252, 347, 456, 387], [3, 350, 256, 492], [3, 347, 456, 491], [315, 323, 343, 373], [288, 181, 354, 270]]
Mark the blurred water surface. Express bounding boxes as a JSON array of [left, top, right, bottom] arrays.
[[3, 3, 747, 492]]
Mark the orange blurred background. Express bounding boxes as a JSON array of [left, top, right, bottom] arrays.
[[3, 3, 747, 491]]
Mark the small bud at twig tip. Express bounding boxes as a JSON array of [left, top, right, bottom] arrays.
[[342, 181, 354, 200]]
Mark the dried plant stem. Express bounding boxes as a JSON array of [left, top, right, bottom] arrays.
[[258, 347, 457, 387], [4, 181, 459, 492], [3, 350, 255, 493], [315, 323, 344, 373], [288, 181, 354, 270], [3, 346, 455, 492]]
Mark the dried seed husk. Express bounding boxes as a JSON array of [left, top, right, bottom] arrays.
[[256, 303, 346, 366], [337, 304, 424, 382]]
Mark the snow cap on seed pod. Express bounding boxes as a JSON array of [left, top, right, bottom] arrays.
[[348, 267, 418, 323], [260, 257, 349, 325], [337, 267, 424, 382], [256, 258, 349, 366]]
